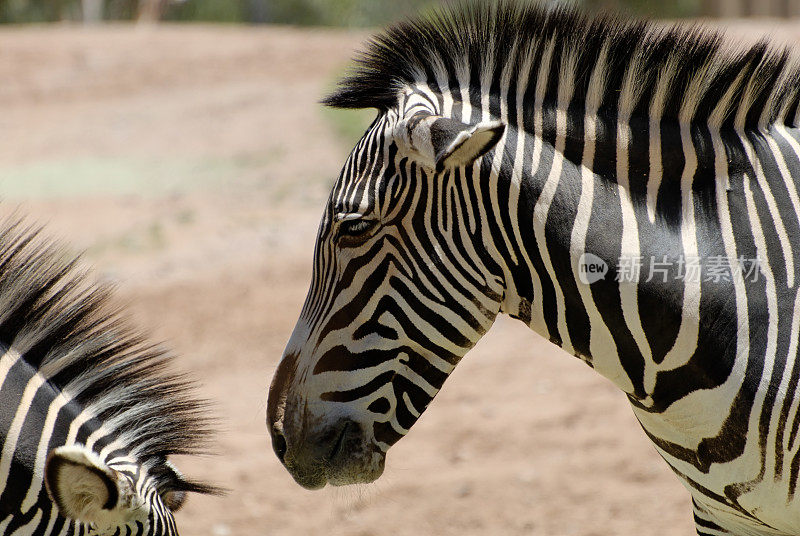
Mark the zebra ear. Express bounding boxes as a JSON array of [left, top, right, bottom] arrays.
[[162, 489, 187, 511], [398, 113, 505, 170], [432, 118, 505, 170], [45, 446, 140, 528], [155, 459, 223, 511], [159, 461, 188, 511]]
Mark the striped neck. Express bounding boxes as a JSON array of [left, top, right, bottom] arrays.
[[434, 79, 799, 410]]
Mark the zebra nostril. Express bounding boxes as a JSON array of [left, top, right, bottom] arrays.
[[272, 427, 287, 464]]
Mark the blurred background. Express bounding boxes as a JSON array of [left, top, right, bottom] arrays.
[[1, 1, 798, 535], [5, 0, 800, 24]]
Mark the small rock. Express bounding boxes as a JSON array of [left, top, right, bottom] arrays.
[[517, 469, 537, 483], [456, 483, 473, 498], [212, 523, 232, 536]]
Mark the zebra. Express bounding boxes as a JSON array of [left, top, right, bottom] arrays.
[[266, 2, 800, 535], [0, 218, 217, 535]]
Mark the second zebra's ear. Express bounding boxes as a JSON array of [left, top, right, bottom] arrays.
[[159, 461, 188, 511], [396, 113, 505, 171], [155, 458, 224, 512], [44, 445, 144, 529]]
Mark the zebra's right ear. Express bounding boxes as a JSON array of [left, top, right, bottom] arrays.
[[45, 446, 141, 528], [396, 113, 505, 171], [431, 118, 505, 170], [158, 461, 190, 511]]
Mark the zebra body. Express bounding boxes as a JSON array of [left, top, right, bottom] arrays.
[[267, 3, 800, 535], [0, 220, 215, 535]]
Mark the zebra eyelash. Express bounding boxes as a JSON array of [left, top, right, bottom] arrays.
[[335, 217, 379, 245]]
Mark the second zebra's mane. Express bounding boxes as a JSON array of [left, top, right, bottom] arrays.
[[0, 218, 214, 493], [325, 1, 800, 130]]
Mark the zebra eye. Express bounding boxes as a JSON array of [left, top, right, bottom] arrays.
[[336, 218, 378, 245]]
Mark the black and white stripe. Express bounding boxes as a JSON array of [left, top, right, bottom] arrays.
[[0, 219, 217, 535], [268, 3, 800, 534]]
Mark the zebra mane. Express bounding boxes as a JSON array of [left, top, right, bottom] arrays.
[[324, 1, 800, 129], [0, 218, 215, 493]]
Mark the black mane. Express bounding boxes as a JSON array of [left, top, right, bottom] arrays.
[[324, 1, 800, 129]]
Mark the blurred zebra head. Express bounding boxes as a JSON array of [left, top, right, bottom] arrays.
[[267, 89, 506, 489]]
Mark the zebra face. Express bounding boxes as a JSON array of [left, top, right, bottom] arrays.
[[45, 445, 189, 535], [268, 103, 506, 489]]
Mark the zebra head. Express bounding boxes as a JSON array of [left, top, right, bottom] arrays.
[[44, 445, 196, 535], [268, 91, 506, 489]]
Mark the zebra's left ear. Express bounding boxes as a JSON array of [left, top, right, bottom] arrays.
[[397, 113, 505, 170]]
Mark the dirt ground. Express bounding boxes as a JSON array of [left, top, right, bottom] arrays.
[[4, 18, 795, 536]]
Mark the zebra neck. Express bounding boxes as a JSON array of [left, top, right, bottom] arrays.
[[488, 113, 800, 401]]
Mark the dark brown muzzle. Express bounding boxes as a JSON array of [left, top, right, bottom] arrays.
[[267, 349, 385, 489]]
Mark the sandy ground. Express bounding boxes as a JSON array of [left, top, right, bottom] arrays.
[[5, 18, 793, 536]]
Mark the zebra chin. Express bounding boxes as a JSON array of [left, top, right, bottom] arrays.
[[286, 457, 386, 491]]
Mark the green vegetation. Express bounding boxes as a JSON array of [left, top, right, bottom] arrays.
[[0, 155, 258, 199], [86, 218, 167, 255], [322, 106, 377, 149], [251, 0, 439, 27], [582, 0, 701, 17], [0, 0, 707, 25], [0, 0, 443, 25], [319, 67, 380, 151]]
